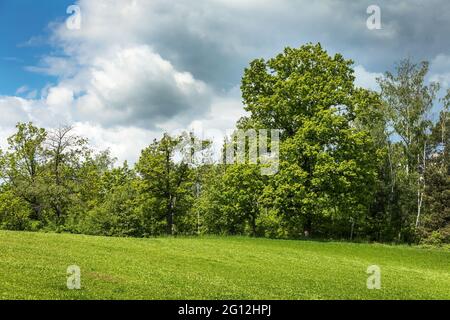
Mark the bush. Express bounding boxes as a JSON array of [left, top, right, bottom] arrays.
[[77, 184, 146, 237], [0, 190, 32, 231], [256, 209, 288, 238], [420, 227, 450, 246]]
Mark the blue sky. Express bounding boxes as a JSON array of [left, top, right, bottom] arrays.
[[0, 0, 73, 95]]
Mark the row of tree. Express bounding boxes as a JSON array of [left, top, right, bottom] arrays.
[[0, 43, 449, 244]]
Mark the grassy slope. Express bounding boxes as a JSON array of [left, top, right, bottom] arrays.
[[0, 230, 448, 300]]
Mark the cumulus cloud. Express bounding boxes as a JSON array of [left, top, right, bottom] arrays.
[[71, 122, 161, 164], [430, 54, 450, 88], [0, 97, 31, 127], [73, 45, 212, 129], [44, 0, 450, 90], [354, 65, 383, 91]]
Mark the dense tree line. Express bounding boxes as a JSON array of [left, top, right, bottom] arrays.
[[0, 44, 449, 244]]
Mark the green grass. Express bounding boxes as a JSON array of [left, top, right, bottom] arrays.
[[0, 230, 449, 300]]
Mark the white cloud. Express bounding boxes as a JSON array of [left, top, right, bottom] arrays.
[[46, 86, 74, 107], [71, 45, 212, 129], [71, 122, 160, 164], [0, 97, 31, 127], [25, 56, 79, 78], [430, 54, 450, 88], [354, 65, 383, 91], [15, 86, 29, 95]]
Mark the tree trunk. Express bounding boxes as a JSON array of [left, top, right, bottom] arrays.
[[304, 216, 312, 237], [166, 197, 173, 235], [250, 214, 257, 237], [415, 144, 426, 228], [166, 210, 173, 235], [350, 219, 355, 241]]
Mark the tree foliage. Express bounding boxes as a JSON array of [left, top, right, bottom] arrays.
[[0, 44, 448, 244]]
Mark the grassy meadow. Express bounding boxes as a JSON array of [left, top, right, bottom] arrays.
[[0, 230, 449, 300]]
